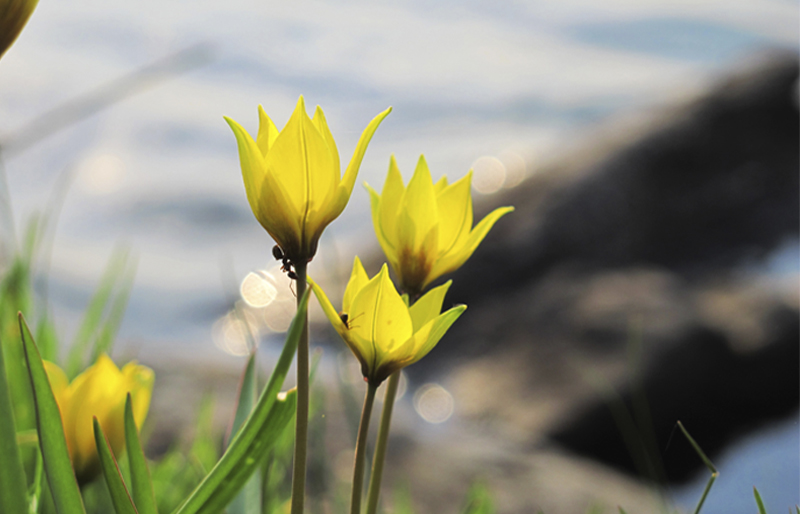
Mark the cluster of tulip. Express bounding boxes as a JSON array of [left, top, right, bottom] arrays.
[[226, 96, 513, 514]]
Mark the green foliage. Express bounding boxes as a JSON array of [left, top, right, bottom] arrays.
[[753, 487, 767, 514], [461, 481, 495, 514], [65, 247, 136, 379], [19, 314, 86, 514], [0, 329, 28, 514], [228, 352, 261, 514], [125, 394, 159, 514], [172, 291, 308, 514], [392, 483, 416, 514], [93, 419, 137, 514], [677, 421, 718, 514]]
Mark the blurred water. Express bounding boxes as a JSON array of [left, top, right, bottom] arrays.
[[1, 0, 795, 349], [0, 1, 797, 505]]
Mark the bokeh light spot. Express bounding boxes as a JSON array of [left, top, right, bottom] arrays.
[[471, 156, 506, 194], [79, 153, 126, 195], [413, 383, 454, 424], [499, 150, 527, 189], [240, 272, 278, 308]]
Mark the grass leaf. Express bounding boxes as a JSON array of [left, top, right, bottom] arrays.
[[19, 313, 86, 514], [462, 481, 495, 514], [91, 258, 136, 363], [125, 394, 158, 514], [0, 335, 29, 514], [65, 247, 130, 378], [677, 421, 717, 514], [173, 290, 309, 514], [94, 418, 139, 514], [228, 351, 261, 514], [753, 487, 767, 514]]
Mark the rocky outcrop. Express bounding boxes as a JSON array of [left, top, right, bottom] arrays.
[[395, 50, 799, 503]]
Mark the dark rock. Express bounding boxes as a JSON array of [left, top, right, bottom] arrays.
[[404, 51, 800, 487], [444, 51, 798, 309]]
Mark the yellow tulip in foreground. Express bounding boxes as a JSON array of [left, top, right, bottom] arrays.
[[44, 354, 154, 482], [0, 0, 39, 60], [310, 257, 466, 385], [226, 97, 391, 264], [366, 155, 514, 297]]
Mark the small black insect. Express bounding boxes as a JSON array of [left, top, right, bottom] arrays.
[[339, 312, 363, 330], [273, 244, 297, 280]]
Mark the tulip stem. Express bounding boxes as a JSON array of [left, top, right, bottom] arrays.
[[351, 381, 378, 514], [290, 261, 309, 514], [364, 370, 400, 514]]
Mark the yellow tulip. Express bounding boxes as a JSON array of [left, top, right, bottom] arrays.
[[366, 155, 514, 297], [309, 257, 466, 385], [0, 0, 39, 60], [225, 97, 391, 264], [44, 354, 154, 483]]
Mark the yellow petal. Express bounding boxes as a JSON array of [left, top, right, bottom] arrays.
[[378, 155, 405, 251], [349, 265, 412, 373], [400, 156, 438, 251], [371, 268, 413, 355], [340, 106, 392, 197], [436, 171, 473, 257], [311, 105, 340, 178], [406, 304, 467, 367], [308, 276, 349, 343], [224, 116, 269, 225], [256, 105, 280, 156], [431, 205, 514, 280], [65, 354, 125, 474], [433, 175, 448, 195], [254, 163, 305, 255], [408, 280, 451, 332], [366, 182, 397, 267], [265, 96, 337, 224], [342, 256, 369, 314], [122, 362, 154, 429]]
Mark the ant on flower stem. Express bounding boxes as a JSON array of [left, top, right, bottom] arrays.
[[272, 245, 298, 280]]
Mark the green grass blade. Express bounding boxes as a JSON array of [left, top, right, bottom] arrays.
[[677, 421, 717, 514], [461, 482, 495, 514], [125, 394, 158, 514], [18, 313, 86, 514], [753, 487, 767, 514], [0, 334, 29, 514], [94, 418, 139, 514], [91, 259, 137, 363], [173, 390, 296, 514], [65, 247, 129, 378], [173, 290, 309, 514], [228, 351, 261, 514]]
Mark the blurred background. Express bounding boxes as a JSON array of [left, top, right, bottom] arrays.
[[0, 0, 797, 512]]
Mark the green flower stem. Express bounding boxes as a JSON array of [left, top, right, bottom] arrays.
[[364, 370, 400, 514], [351, 381, 378, 514], [290, 261, 309, 514]]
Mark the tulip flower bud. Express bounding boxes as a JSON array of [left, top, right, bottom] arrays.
[[226, 96, 391, 265], [310, 257, 465, 385], [44, 354, 154, 483], [366, 155, 513, 297], [0, 0, 39, 60]]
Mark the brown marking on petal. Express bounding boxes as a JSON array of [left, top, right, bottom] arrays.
[[398, 246, 433, 298]]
